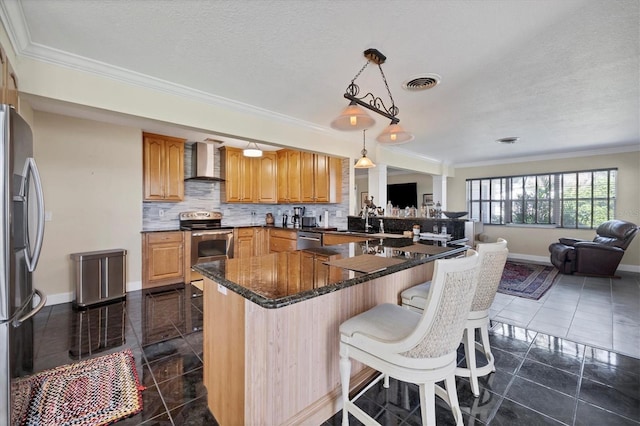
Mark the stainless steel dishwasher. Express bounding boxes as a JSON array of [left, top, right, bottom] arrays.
[[297, 231, 323, 249]]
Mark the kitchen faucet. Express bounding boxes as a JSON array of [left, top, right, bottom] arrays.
[[363, 206, 374, 231]]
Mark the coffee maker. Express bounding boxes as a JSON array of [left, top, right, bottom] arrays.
[[292, 206, 305, 228]]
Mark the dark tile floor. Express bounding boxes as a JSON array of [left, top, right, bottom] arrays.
[[29, 275, 639, 425]]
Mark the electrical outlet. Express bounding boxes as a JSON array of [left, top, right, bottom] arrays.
[[44, 211, 52, 221], [158, 209, 164, 217]]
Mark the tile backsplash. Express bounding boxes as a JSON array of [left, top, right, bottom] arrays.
[[142, 146, 349, 230]]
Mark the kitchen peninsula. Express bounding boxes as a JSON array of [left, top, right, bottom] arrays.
[[194, 237, 467, 425]]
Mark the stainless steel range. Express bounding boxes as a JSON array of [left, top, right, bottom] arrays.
[[180, 211, 234, 282]]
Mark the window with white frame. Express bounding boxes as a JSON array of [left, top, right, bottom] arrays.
[[466, 168, 617, 229]]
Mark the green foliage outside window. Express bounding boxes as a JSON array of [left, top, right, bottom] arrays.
[[466, 169, 616, 229]]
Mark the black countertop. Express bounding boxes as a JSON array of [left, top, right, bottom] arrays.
[[193, 238, 467, 309]]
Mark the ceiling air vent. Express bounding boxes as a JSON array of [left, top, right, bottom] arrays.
[[496, 137, 520, 144], [402, 74, 441, 91]]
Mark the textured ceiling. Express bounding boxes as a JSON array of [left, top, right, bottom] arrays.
[[3, 0, 639, 166]]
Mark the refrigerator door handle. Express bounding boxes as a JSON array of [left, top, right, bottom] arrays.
[[14, 289, 46, 326], [20, 157, 45, 272]]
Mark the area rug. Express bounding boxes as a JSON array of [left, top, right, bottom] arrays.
[[498, 261, 559, 300], [12, 349, 144, 426]]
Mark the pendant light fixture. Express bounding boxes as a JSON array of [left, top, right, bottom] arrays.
[[331, 48, 413, 144], [375, 123, 414, 144], [242, 142, 263, 157], [354, 129, 376, 168]]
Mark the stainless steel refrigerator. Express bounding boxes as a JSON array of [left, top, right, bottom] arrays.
[[0, 104, 47, 424]]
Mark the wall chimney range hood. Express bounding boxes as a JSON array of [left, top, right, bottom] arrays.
[[185, 141, 226, 182]]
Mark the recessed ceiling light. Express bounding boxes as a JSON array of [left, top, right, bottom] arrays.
[[496, 137, 520, 144]]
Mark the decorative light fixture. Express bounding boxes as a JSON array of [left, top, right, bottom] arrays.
[[243, 142, 263, 157], [331, 48, 414, 144], [354, 129, 376, 168]]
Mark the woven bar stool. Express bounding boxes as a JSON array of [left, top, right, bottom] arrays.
[[401, 239, 508, 397], [339, 251, 480, 426]]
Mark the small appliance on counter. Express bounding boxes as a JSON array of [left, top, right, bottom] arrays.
[[292, 206, 305, 228], [302, 216, 317, 228]]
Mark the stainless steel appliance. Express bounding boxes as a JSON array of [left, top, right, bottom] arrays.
[[292, 206, 305, 228], [297, 230, 323, 249], [1, 105, 47, 424], [302, 216, 317, 228], [180, 211, 233, 282]]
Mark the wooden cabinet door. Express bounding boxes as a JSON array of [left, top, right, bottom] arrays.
[[287, 150, 302, 202], [143, 135, 166, 200], [300, 151, 315, 203], [277, 150, 289, 202], [256, 152, 277, 203], [234, 228, 254, 259], [144, 232, 185, 287], [222, 148, 242, 202], [277, 150, 302, 203], [143, 133, 185, 202], [253, 227, 269, 256], [314, 154, 330, 203], [164, 139, 184, 201], [239, 155, 254, 202], [269, 229, 297, 253]]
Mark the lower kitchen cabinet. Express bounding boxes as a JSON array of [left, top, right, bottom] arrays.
[[142, 231, 186, 288], [235, 227, 269, 258], [269, 228, 297, 253]]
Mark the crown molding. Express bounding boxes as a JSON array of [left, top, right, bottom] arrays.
[[0, 1, 336, 137], [454, 143, 640, 169]]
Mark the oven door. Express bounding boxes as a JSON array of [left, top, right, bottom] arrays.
[[190, 230, 234, 280]]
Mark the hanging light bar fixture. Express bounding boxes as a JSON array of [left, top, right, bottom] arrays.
[[242, 142, 263, 157], [354, 129, 376, 168], [331, 48, 414, 144]]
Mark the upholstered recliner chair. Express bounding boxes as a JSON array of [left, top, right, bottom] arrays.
[[549, 220, 639, 277]]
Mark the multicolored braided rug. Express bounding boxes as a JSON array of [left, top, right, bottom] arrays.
[[12, 349, 144, 426], [498, 261, 560, 300]]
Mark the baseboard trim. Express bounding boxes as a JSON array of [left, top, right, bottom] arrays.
[[507, 253, 640, 273], [43, 281, 143, 306]]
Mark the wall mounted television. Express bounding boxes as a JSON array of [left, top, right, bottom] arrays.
[[387, 182, 417, 209]]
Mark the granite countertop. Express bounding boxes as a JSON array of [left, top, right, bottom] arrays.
[[193, 238, 467, 309]]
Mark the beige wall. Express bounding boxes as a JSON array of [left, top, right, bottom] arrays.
[[33, 111, 142, 304], [447, 151, 640, 270]]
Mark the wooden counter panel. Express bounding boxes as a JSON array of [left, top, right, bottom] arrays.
[[232, 260, 435, 425], [204, 282, 245, 425]]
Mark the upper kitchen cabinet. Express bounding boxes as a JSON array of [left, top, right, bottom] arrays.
[[276, 149, 301, 203], [143, 132, 185, 202], [256, 152, 277, 203], [0, 45, 19, 111], [301, 152, 342, 203], [221, 147, 252, 202], [221, 147, 277, 203]]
